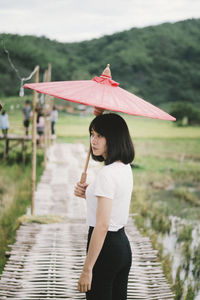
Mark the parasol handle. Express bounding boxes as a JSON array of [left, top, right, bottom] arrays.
[[80, 144, 91, 184], [80, 107, 104, 184]]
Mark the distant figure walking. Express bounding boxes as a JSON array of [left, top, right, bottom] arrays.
[[51, 106, 58, 137], [0, 110, 9, 136], [37, 109, 45, 148], [22, 100, 32, 135]]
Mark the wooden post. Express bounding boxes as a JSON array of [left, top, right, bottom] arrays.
[[43, 64, 52, 167], [3, 137, 9, 159], [43, 70, 48, 168], [31, 66, 39, 215], [47, 64, 52, 148], [22, 139, 25, 164]]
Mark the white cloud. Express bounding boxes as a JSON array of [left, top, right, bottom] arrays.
[[0, 0, 199, 42]]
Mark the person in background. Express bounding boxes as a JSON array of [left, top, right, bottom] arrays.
[[36, 109, 45, 148], [51, 106, 58, 137], [22, 100, 32, 135], [0, 110, 9, 136]]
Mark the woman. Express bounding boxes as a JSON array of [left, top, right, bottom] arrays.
[[74, 113, 135, 300]]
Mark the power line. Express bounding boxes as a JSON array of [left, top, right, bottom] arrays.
[[0, 36, 39, 97]]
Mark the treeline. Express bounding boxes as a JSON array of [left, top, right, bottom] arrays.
[[0, 18, 200, 107]]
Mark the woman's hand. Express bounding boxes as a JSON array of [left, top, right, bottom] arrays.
[[94, 106, 104, 116], [78, 268, 92, 293], [74, 182, 88, 199]]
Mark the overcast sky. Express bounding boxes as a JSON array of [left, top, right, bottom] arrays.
[[0, 0, 200, 42]]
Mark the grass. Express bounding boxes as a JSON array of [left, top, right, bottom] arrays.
[[130, 135, 200, 298], [15, 215, 67, 228], [0, 150, 44, 274]]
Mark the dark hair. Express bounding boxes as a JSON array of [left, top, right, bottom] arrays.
[[89, 113, 135, 165], [1, 110, 6, 115], [25, 100, 30, 104]]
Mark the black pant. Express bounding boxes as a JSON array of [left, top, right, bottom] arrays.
[[23, 120, 30, 135], [86, 226, 132, 300], [51, 121, 55, 135]]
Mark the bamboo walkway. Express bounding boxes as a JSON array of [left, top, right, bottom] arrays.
[[0, 143, 174, 300]]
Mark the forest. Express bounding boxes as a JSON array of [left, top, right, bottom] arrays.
[[0, 18, 200, 109]]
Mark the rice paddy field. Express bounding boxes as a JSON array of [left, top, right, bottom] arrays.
[[0, 97, 200, 299]]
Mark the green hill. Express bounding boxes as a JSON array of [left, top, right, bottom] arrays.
[[0, 18, 200, 107]]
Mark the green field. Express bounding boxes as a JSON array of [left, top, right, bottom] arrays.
[[1, 98, 200, 298], [1, 96, 200, 139]]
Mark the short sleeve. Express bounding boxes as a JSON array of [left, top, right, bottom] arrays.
[[94, 169, 115, 200]]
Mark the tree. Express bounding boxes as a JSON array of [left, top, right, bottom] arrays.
[[170, 102, 200, 126]]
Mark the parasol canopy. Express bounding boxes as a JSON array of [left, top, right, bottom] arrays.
[[24, 64, 176, 121]]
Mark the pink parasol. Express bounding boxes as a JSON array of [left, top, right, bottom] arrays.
[[24, 64, 175, 121], [24, 64, 176, 182]]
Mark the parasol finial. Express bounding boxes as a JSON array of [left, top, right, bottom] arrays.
[[102, 64, 111, 77]]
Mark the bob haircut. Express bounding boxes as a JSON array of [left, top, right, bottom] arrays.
[[89, 113, 135, 165]]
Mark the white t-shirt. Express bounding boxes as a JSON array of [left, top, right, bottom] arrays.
[[51, 110, 58, 122], [85, 161, 133, 231]]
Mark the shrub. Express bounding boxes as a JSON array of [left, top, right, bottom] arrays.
[[170, 103, 200, 125]]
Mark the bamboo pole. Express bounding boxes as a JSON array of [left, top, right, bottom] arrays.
[[31, 66, 39, 215], [43, 64, 52, 167], [43, 70, 48, 168], [47, 64, 52, 147]]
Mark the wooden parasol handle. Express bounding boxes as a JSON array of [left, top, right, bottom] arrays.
[[80, 106, 104, 183], [80, 143, 91, 183]]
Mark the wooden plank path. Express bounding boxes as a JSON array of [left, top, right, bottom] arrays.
[[0, 143, 174, 300]]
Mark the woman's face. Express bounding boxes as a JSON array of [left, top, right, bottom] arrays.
[[90, 129, 107, 159]]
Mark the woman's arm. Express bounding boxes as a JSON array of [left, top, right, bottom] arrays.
[[78, 196, 112, 293]]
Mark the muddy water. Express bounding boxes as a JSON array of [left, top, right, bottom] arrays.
[[157, 215, 200, 299]]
